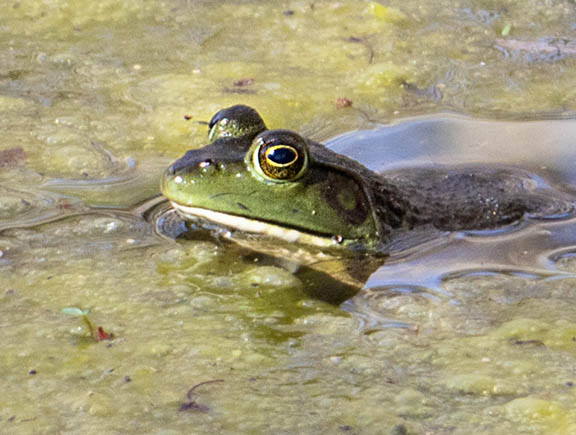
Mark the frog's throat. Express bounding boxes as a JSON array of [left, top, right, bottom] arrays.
[[170, 201, 341, 248]]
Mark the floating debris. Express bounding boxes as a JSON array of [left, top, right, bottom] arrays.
[[62, 307, 115, 342], [0, 147, 26, 168], [233, 78, 255, 87], [179, 379, 224, 413], [335, 97, 353, 108], [495, 38, 576, 61]]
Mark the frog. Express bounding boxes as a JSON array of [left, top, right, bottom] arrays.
[[160, 105, 574, 302]]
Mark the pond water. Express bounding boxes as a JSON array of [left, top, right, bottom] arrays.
[[3, 0, 576, 434]]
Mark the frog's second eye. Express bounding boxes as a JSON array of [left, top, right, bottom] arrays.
[[251, 130, 309, 182], [208, 105, 267, 142]]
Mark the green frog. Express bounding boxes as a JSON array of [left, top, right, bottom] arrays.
[[160, 105, 573, 302]]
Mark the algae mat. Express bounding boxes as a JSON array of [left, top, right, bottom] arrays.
[[2, 1, 576, 434]]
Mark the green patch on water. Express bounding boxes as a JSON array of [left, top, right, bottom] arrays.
[[2, 0, 576, 433]]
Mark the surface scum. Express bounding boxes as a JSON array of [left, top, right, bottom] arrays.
[[2, 0, 576, 433]]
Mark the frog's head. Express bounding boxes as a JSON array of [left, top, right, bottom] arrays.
[[161, 106, 380, 250]]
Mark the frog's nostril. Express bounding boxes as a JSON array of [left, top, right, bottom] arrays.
[[168, 165, 176, 175], [198, 159, 215, 169]]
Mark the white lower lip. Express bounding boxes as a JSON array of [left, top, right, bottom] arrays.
[[170, 201, 337, 248]]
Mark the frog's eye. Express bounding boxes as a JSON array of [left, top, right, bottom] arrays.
[[251, 130, 309, 182], [208, 105, 267, 143]]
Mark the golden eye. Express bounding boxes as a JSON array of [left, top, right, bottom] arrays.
[[258, 144, 304, 180], [249, 130, 309, 182]]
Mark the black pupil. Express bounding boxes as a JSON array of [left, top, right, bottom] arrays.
[[267, 147, 296, 165]]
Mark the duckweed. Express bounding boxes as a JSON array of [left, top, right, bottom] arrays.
[[2, 0, 576, 433]]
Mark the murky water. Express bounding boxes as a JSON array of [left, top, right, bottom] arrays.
[[3, 1, 576, 434]]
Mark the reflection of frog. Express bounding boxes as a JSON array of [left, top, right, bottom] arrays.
[[162, 105, 573, 253]]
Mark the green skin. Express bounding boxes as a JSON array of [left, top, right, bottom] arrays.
[[161, 105, 573, 254], [162, 135, 382, 249], [162, 105, 388, 251]]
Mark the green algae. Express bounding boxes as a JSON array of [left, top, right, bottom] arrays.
[[2, 0, 576, 434]]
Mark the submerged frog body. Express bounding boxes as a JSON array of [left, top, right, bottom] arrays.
[[161, 105, 573, 253]]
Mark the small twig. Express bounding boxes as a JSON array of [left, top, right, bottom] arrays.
[[179, 379, 224, 413], [347, 36, 375, 64], [186, 379, 225, 400]]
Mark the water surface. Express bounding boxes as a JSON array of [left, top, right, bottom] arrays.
[[3, 1, 576, 434]]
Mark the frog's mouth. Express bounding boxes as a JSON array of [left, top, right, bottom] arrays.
[[170, 201, 340, 248]]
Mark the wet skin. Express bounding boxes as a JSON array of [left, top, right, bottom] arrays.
[[159, 106, 574, 303], [161, 105, 573, 254]]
